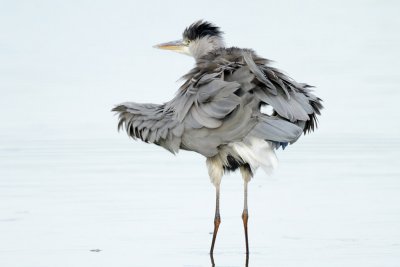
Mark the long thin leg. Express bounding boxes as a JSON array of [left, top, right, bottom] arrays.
[[206, 157, 223, 255], [210, 184, 221, 255], [240, 166, 252, 255], [242, 180, 249, 254]]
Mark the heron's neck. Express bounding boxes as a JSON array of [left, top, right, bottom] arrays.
[[191, 36, 225, 60]]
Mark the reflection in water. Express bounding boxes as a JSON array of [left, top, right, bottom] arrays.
[[210, 253, 249, 267]]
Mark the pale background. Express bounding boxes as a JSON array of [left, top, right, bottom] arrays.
[[1, 0, 399, 266]]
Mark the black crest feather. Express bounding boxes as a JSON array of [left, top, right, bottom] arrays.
[[183, 20, 223, 40]]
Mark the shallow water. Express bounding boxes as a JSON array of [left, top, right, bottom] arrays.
[[1, 135, 399, 266], [1, 0, 400, 266]]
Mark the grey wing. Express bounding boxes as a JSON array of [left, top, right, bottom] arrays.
[[166, 70, 305, 157], [165, 75, 246, 157], [112, 103, 184, 154], [113, 51, 322, 156], [240, 52, 323, 134]]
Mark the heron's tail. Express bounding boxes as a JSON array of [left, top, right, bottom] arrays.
[[300, 89, 323, 134], [112, 102, 183, 154]]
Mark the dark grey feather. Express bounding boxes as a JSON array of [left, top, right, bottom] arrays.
[[183, 20, 223, 41]]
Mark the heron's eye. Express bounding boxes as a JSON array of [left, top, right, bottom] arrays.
[[184, 40, 191, 46]]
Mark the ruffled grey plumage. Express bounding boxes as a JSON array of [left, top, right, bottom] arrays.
[[112, 47, 323, 156]]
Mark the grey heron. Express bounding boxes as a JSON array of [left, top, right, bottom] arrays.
[[112, 20, 323, 255]]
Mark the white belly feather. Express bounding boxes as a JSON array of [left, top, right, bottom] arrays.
[[229, 137, 278, 175]]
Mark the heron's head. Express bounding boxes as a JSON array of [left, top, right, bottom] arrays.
[[154, 20, 225, 60]]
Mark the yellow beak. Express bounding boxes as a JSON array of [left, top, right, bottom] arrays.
[[153, 40, 186, 52]]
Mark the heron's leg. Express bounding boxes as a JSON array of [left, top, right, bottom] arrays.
[[210, 253, 216, 267], [240, 166, 252, 255], [210, 183, 221, 254], [242, 180, 249, 254], [206, 157, 223, 255]]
